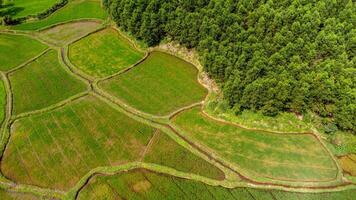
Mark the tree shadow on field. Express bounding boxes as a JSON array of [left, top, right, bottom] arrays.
[[0, 4, 24, 17]]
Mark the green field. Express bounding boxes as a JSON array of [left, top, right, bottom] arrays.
[[0, 79, 6, 125], [9, 50, 87, 115], [0, 188, 39, 200], [0, 33, 47, 71], [69, 28, 144, 77], [12, 0, 107, 30], [38, 20, 101, 46], [143, 131, 224, 180], [2, 95, 156, 189], [0, 1, 354, 198], [99, 51, 207, 115], [2, 0, 60, 18], [172, 107, 338, 181], [77, 170, 356, 200], [2, 95, 225, 190]]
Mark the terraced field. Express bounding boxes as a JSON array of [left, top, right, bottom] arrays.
[[78, 170, 356, 200], [0, 1, 354, 199], [69, 28, 144, 77], [38, 20, 102, 46], [2, 0, 60, 18], [99, 51, 208, 115], [9, 50, 87, 115], [0, 33, 47, 71], [13, 0, 107, 30], [172, 107, 338, 182], [143, 131, 224, 180]]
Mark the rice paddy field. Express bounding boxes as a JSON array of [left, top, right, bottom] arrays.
[[0, 2, 354, 199], [2, 0, 60, 18], [37, 20, 101, 46], [0, 33, 47, 71], [142, 131, 224, 180], [2, 95, 155, 189], [2, 95, 224, 190], [172, 107, 338, 182], [69, 28, 144, 77], [9, 50, 87, 115], [99, 51, 208, 115], [77, 170, 356, 200], [12, 0, 107, 30]]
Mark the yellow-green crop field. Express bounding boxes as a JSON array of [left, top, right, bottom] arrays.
[[0, 2, 354, 199], [99, 51, 208, 115]]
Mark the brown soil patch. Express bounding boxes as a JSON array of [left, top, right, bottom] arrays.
[[338, 154, 356, 176], [39, 21, 101, 46], [132, 180, 151, 193]]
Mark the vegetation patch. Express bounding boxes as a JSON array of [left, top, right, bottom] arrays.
[[0, 79, 6, 124], [68, 28, 144, 78], [77, 169, 356, 200], [105, 0, 355, 133], [143, 131, 224, 180], [338, 154, 356, 176], [99, 51, 207, 115], [12, 0, 107, 30], [38, 20, 101, 46], [1, 95, 156, 190], [0, 33, 47, 71], [9, 49, 87, 115], [0, 188, 40, 200], [1, 0, 60, 19], [205, 93, 312, 133], [172, 107, 338, 182]]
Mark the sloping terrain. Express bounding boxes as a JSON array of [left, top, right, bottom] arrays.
[[0, 1, 354, 199]]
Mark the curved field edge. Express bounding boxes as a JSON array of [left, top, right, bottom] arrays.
[[0, 33, 48, 72], [66, 162, 356, 200], [170, 106, 344, 186], [90, 34, 347, 187], [2, 0, 61, 19], [97, 50, 208, 116], [68, 27, 145, 78], [11, 0, 108, 31], [36, 21, 104, 47], [77, 169, 356, 200], [0, 18, 352, 199]]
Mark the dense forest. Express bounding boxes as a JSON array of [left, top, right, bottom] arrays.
[[103, 0, 355, 133]]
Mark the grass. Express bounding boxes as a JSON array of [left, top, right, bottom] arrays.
[[12, 0, 107, 31], [172, 107, 338, 182], [38, 20, 101, 46], [99, 51, 207, 115], [1, 95, 156, 190], [9, 49, 87, 115], [205, 94, 312, 133], [0, 188, 40, 200], [325, 131, 356, 156], [0, 33, 47, 71], [0, 79, 6, 125], [68, 28, 144, 77], [2, 0, 60, 18], [77, 169, 356, 200], [143, 131, 224, 180]]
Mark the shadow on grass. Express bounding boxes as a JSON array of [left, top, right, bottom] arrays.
[[0, 4, 24, 17]]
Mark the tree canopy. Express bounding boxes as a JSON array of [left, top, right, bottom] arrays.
[[105, 0, 356, 133]]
